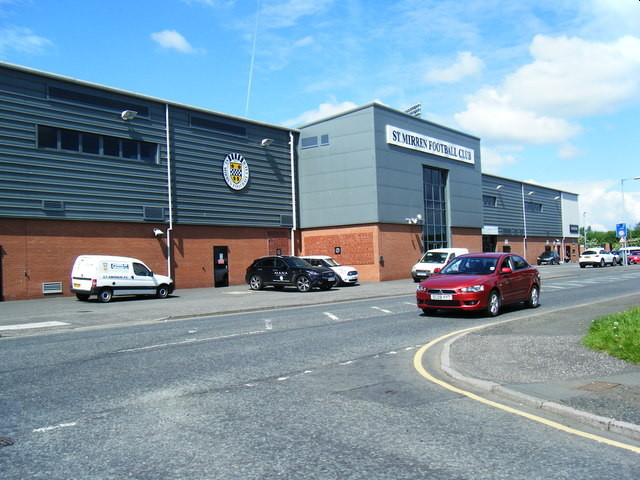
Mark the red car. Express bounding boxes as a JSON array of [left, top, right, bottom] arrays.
[[416, 253, 541, 317], [627, 251, 640, 264]]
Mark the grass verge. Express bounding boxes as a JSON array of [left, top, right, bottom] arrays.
[[582, 306, 640, 365]]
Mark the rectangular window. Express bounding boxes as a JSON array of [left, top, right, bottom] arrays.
[[60, 129, 80, 151], [524, 201, 543, 213], [483, 195, 497, 207], [38, 125, 58, 149], [48, 86, 149, 117], [190, 116, 246, 137], [121, 139, 138, 159], [301, 136, 318, 148], [320, 134, 329, 145], [103, 136, 120, 157], [82, 133, 100, 154], [570, 224, 579, 234], [37, 125, 158, 162]]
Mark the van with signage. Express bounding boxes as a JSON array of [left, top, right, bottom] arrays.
[[70, 255, 174, 303], [411, 248, 469, 282]]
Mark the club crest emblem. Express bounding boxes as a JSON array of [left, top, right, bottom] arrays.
[[223, 153, 249, 190]]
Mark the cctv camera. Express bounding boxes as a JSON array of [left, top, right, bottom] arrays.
[[153, 228, 164, 237], [261, 138, 274, 147], [121, 110, 138, 121]]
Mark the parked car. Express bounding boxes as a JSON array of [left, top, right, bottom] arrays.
[[610, 250, 623, 265], [245, 255, 336, 292], [537, 251, 560, 265], [416, 253, 540, 317], [299, 255, 358, 285], [70, 255, 174, 303], [411, 247, 469, 282], [627, 250, 640, 264], [578, 249, 615, 268]]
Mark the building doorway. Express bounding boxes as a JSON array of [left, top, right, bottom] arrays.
[[213, 246, 229, 287]]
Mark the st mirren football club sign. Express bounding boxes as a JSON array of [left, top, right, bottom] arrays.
[[223, 153, 249, 190]]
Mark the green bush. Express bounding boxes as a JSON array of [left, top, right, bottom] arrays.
[[582, 307, 640, 365]]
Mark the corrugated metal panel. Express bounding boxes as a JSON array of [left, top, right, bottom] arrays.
[[0, 65, 293, 228], [482, 176, 563, 237]]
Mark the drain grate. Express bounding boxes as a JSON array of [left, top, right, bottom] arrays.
[[0, 436, 15, 447], [578, 381, 620, 392]]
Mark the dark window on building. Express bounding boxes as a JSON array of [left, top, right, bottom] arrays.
[[143, 206, 165, 221], [60, 129, 79, 151], [48, 86, 149, 116], [570, 224, 579, 234], [525, 201, 543, 213], [483, 195, 497, 207], [103, 136, 120, 157], [122, 139, 138, 159], [37, 125, 157, 162], [422, 166, 448, 250], [82, 133, 100, 154], [38, 125, 58, 149], [301, 136, 318, 148], [190, 116, 246, 137], [320, 134, 329, 145]]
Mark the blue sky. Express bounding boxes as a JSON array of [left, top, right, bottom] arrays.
[[1, 0, 639, 231]]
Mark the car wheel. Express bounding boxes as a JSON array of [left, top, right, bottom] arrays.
[[599, 259, 605, 267], [296, 275, 311, 292], [156, 284, 170, 299], [249, 275, 264, 290], [525, 285, 540, 308], [75, 293, 90, 301], [98, 288, 113, 303], [486, 290, 501, 317], [579, 263, 586, 268]]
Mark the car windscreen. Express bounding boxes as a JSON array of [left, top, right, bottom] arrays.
[[582, 250, 599, 255], [285, 257, 313, 268], [419, 252, 449, 263], [440, 256, 498, 274]]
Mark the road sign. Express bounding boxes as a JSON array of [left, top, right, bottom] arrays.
[[616, 223, 627, 238]]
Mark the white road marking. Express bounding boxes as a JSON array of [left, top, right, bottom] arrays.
[[323, 312, 340, 321], [372, 306, 392, 314], [0, 321, 69, 331], [33, 422, 77, 433], [114, 330, 265, 353]]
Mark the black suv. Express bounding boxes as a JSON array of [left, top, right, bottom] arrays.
[[245, 256, 337, 292]]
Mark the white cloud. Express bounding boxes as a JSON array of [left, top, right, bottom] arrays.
[[424, 51, 483, 84], [505, 35, 640, 117], [479, 146, 518, 174], [0, 26, 52, 56], [455, 86, 582, 144], [453, 34, 640, 145], [151, 30, 202, 54], [557, 143, 581, 160], [261, 0, 336, 30], [282, 98, 357, 126]]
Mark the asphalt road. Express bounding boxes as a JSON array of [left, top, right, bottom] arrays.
[[1, 264, 639, 478]]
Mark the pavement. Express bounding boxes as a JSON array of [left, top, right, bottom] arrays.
[[1, 267, 639, 443]]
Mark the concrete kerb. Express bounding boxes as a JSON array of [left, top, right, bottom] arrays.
[[440, 329, 640, 442]]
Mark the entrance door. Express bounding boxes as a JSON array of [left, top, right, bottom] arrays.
[[213, 246, 229, 287]]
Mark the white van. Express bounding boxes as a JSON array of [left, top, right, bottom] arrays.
[[70, 255, 174, 303], [411, 248, 469, 282]]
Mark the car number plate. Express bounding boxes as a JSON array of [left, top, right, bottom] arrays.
[[431, 294, 453, 300], [327, 276, 336, 281], [73, 283, 81, 288]]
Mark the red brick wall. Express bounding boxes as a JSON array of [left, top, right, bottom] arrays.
[[300, 223, 424, 282], [451, 227, 483, 253], [0, 218, 290, 300]]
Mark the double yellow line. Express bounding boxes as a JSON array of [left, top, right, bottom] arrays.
[[413, 326, 640, 454]]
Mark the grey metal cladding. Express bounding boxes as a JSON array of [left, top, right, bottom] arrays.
[[482, 175, 562, 237], [0, 64, 292, 227], [373, 105, 483, 228]]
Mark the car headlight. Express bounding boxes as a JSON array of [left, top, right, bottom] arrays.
[[460, 285, 484, 293], [416, 285, 427, 292]]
